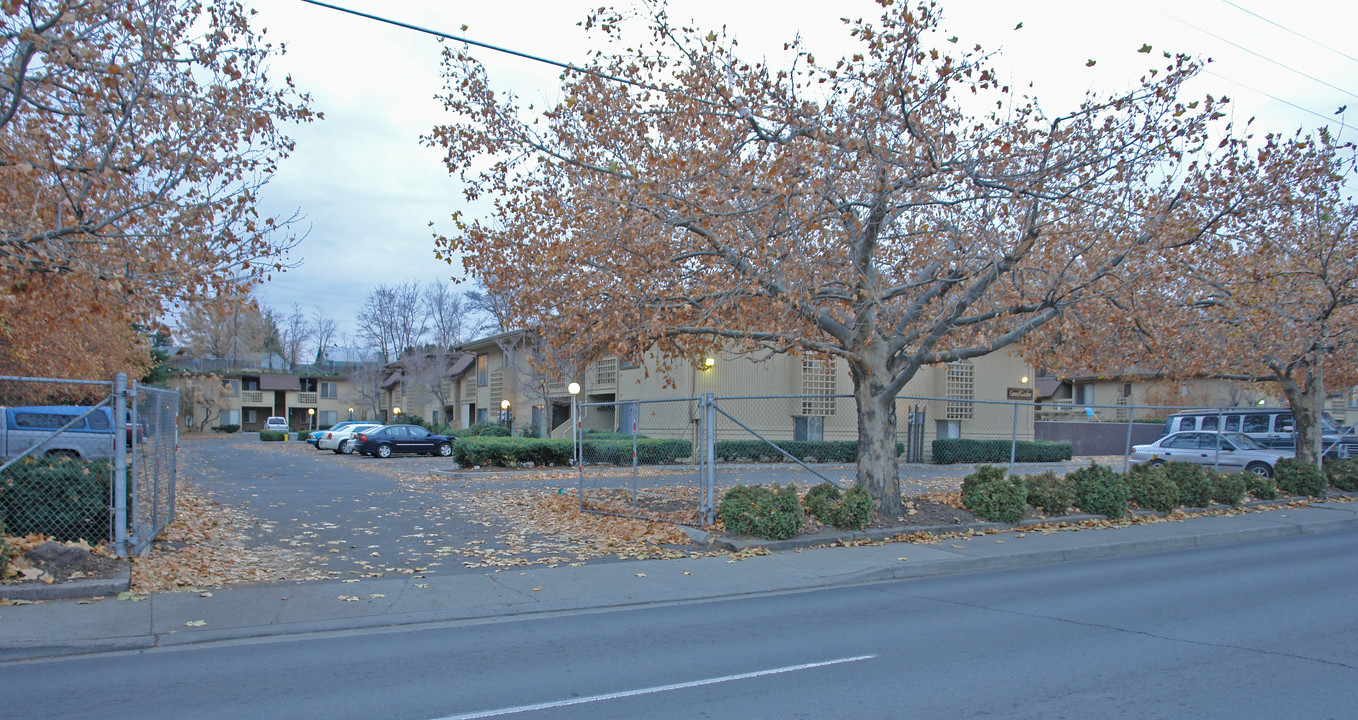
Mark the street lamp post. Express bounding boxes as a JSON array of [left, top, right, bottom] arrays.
[[392, 406, 401, 424], [501, 399, 512, 435], [348, 407, 355, 422], [308, 407, 315, 431], [568, 382, 581, 469]]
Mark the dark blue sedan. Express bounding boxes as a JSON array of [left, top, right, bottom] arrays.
[[353, 424, 455, 458]]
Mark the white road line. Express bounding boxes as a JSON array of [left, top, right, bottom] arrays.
[[431, 654, 877, 720]]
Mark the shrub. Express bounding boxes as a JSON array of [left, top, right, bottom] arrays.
[[583, 438, 693, 465], [1067, 463, 1128, 519], [0, 457, 115, 541], [719, 484, 803, 540], [1125, 464, 1179, 513], [932, 439, 1073, 464], [1163, 462, 1213, 508], [452, 437, 573, 467], [1322, 458, 1358, 492], [713, 440, 904, 464], [0, 517, 10, 577], [802, 482, 874, 530], [1210, 470, 1248, 507], [1024, 470, 1075, 516], [211, 424, 240, 433], [259, 430, 287, 442], [961, 465, 1026, 523], [1275, 458, 1326, 497], [1244, 472, 1278, 500], [449, 423, 512, 438]]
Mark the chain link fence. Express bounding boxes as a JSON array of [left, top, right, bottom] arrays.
[[568, 393, 1344, 525], [0, 374, 176, 555]]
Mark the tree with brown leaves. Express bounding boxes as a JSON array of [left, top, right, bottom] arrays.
[[0, 0, 317, 379], [1034, 130, 1358, 465], [429, 2, 1230, 512]]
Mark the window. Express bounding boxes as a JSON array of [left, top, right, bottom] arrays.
[[319, 410, 337, 426], [794, 416, 824, 442], [86, 411, 110, 430], [1201, 416, 1219, 431], [1222, 415, 1240, 432], [1074, 383, 1094, 406], [476, 408, 488, 424], [242, 377, 260, 391], [224, 379, 240, 397], [801, 359, 836, 416], [946, 362, 974, 420], [1276, 414, 1294, 432], [300, 378, 319, 392], [320, 381, 337, 399], [1242, 414, 1270, 433], [431, 411, 440, 424], [221, 410, 239, 426], [244, 409, 258, 424], [477, 355, 488, 386]]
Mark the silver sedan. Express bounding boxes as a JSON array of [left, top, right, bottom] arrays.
[[1130, 431, 1291, 478], [318, 423, 381, 454]]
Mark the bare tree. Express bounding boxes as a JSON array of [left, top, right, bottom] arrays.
[[425, 280, 469, 348], [312, 307, 338, 364], [344, 359, 388, 421], [465, 284, 513, 336], [357, 282, 429, 361], [278, 303, 315, 371]]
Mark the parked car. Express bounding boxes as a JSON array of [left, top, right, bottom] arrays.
[[353, 424, 454, 458], [1163, 408, 1354, 458], [319, 423, 381, 454], [306, 421, 364, 447], [1, 405, 117, 460], [263, 416, 289, 433], [1131, 431, 1290, 478]]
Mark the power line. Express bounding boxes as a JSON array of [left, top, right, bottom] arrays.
[[1145, 3, 1358, 102], [1220, 0, 1358, 66], [1203, 68, 1355, 135]]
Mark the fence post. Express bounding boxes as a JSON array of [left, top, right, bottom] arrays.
[[1123, 408, 1136, 474], [113, 373, 128, 559], [701, 392, 716, 525], [1009, 402, 1019, 476], [631, 400, 639, 516]]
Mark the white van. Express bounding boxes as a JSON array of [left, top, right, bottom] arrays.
[[1163, 408, 1354, 458], [0, 405, 117, 460]]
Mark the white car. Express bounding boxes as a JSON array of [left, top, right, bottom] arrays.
[[1131, 431, 1291, 478], [318, 423, 381, 454], [264, 416, 289, 432]]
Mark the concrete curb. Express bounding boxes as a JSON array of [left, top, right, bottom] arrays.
[[0, 562, 130, 602]]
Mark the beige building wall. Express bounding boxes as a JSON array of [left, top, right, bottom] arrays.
[[174, 372, 357, 432]]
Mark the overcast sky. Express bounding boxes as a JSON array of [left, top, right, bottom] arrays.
[[242, 0, 1358, 349]]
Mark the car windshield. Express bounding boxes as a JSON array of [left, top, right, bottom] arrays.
[[1223, 432, 1266, 450]]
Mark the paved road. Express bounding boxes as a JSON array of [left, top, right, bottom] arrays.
[[5, 529, 1354, 719]]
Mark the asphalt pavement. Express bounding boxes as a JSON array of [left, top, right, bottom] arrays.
[[2, 495, 1356, 663]]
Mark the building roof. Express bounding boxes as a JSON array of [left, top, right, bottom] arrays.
[[259, 374, 299, 391]]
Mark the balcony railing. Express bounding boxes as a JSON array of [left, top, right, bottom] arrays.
[[241, 390, 266, 405], [297, 392, 318, 405]]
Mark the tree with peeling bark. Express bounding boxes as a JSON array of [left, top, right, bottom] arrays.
[[0, 0, 316, 377], [1032, 131, 1358, 466], [429, 1, 1228, 513]]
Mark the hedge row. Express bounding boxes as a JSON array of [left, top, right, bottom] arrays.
[[713, 440, 905, 464], [450, 436, 695, 467], [0, 457, 115, 542], [933, 439, 1073, 464], [960, 457, 1353, 524]]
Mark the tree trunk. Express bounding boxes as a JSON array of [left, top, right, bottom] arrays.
[[850, 354, 904, 515], [1277, 366, 1323, 467]]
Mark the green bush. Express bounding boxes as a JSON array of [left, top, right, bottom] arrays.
[[932, 439, 1073, 464], [1163, 462, 1213, 508], [961, 465, 1026, 523], [452, 437, 573, 467], [0, 457, 115, 541], [802, 482, 874, 530], [448, 422, 512, 439], [1210, 470, 1248, 507], [1322, 458, 1358, 492], [259, 430, 287, 442], [1024, 470, 1075, 516], [0, 516, 10, 577], [719, 484, 803, 540], [1243, 471, 1278, 500], [1067, 463, 1128, 519], [211, 424, 241, 433], [1275, 458, 1326, 497], [1125, 464, 1180, 513], [713, 440, 905, 464], [583, 438, 693, 465]]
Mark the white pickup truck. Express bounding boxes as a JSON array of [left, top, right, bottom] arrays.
[[0, 405, 119, 461]]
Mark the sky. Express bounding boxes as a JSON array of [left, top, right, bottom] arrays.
[[242, 0, 1358, 348]]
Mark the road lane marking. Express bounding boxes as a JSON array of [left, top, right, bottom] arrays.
[[431, 654, 877, 720]]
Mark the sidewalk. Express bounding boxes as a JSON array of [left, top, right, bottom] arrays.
[[2, 500, 1356, 662]]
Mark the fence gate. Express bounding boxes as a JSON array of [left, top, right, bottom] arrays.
[[0, 373, 176, 557]]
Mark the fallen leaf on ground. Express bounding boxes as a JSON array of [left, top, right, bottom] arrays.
[[184, 620, 206, 627]]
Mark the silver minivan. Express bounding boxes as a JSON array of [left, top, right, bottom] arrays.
[[1163, 408, 1355, 458], [264, 416, 289, 432]]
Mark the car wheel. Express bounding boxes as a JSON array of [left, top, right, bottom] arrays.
[[337, 439, 349, 454], [1149, 459, 1166, 468], [435, 441, 453, 457], [376, 444, 392, 459], [1245, 462, 1273, 479]]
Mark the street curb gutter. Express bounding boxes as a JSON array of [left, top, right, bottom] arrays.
[[0, 564, 130, 602]]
